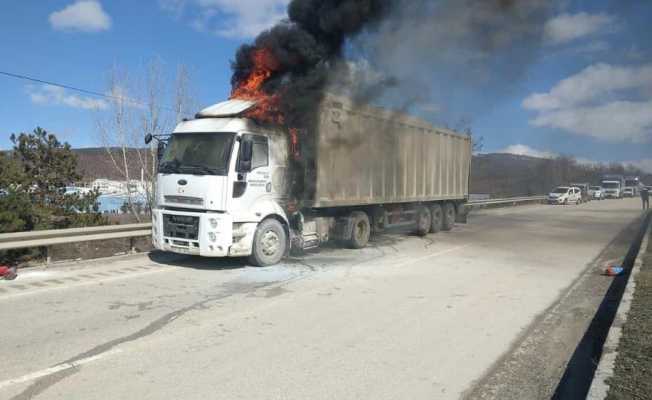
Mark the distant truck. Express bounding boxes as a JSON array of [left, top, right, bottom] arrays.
[[624, 176, 640, 197], [147, 95, 472, 266], [601, 175, 625, 199]]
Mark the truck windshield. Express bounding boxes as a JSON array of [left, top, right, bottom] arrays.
[[625, 180, 637, 186], [602, 182, 619, 189], [159, 132, 235, 176]]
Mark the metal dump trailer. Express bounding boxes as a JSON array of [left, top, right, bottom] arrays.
[[307, 96, 472, 208]]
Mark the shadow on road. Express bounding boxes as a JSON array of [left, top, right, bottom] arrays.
[[148, 251, 248, 271]]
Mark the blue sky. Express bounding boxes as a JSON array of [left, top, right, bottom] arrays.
[[0, 0, 651, 171]]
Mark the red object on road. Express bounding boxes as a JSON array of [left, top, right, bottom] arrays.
[[0, 265, 18, 280], [605, 266, 624, 276]]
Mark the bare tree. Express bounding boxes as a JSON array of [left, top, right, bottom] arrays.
[[96, 59, 196, 220], [449, 116, 483, 153]]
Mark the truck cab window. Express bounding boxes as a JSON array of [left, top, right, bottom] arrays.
[[251, 137, 269, 170]]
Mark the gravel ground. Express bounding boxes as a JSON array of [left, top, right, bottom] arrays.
[[607, 222, 652, 400]]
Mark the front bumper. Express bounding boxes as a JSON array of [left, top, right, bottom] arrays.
[[152, 209, 233, 257], [548, 197, 565, 204]]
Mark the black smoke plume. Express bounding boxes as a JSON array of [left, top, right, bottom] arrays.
[[341, 0, 556, 122], [231, 0, 389, 128], [231, 0, 559, 129]]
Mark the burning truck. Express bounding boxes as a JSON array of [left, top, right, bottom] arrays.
[[148, 95, 471, 266], [145, 0, 485, 266]]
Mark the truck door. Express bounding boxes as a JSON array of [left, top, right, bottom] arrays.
[[232, 134, 272, 221]]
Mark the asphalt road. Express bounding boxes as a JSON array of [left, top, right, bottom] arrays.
[[0, 198, 645, 400]]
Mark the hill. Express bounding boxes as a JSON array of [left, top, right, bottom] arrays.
[[74, 148, 152, 182]]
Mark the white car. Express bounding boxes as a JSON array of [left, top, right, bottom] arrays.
[[548, 186, 582, 205], [589, 186, 604, 200], [623, 187, 635, 197]]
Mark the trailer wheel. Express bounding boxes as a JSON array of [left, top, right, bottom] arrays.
[[249, 219, 287, 267], [430, 204, 443, 233], [415, 206, 431, 236], [348, 211, 371, 249], [442, 202, 456, 231]]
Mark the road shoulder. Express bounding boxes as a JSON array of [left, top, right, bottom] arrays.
[[603, 215, 652, 400], [463, 214, 646, 400]]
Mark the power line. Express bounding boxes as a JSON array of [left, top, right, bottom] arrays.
[[0, 70, 176, 112]]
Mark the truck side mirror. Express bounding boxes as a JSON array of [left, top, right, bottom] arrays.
[[145, 133, 153, 145], [238, 139, 253, 173]]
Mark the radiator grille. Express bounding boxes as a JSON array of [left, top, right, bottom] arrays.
[[163, 214, 200, 240]]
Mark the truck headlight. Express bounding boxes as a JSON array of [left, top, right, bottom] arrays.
[[209, 218, 219, 229], [208, 232, 217, 242]]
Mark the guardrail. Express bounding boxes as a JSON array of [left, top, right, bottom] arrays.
[[0, 223, 152, 252], [467, 196, 546, 208], [0, 196, 545, 254]]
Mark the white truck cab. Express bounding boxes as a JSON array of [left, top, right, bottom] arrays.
[[151, 100, 291, 266]]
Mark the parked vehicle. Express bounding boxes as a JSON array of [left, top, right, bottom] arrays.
[[148, 95, 472, 266], [601, 175, 625, 199], [570, 182, 591, 202], [624, 176, 640, 197], [589, 186, 605, 200], [548, 186, 582, 205]]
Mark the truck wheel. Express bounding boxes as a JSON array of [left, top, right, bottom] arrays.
[[430, 204, 443, 233], [249, 219, 287, 267], [415, 206, 431, 236], [442, 202, 456, 231], [348, 211, 371, 249]]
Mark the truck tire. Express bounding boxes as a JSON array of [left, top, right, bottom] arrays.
[[415, 206, 431, 236], [348, 211, 371, 249], [249, 219, 287, 267], [442, 202, 456, 231], [430, 204, 443, 233]]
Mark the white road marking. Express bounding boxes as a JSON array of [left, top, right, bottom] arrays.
[[14, 271, 57, 280], [0, 267, 171, 301], [0, 349, 123, 390]]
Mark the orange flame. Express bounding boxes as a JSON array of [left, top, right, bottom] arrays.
[[230, 48, 284, 125], [230, 48, 300, 159]]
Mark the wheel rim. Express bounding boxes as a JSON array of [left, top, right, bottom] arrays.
[[433, 209, 442, 225], [260, 230, 281, 256], [355, 220, 368, 241], [419, 211, 429, 228]]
